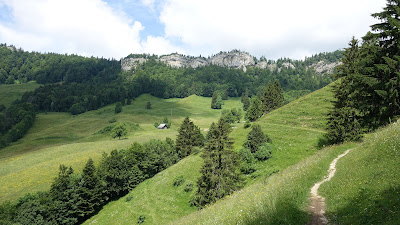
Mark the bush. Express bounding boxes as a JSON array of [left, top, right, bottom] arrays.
[[239, 148, 256, 174], [109, 117, 117, 123], [126, 195, 133, 202], [184, 183, 193, 192], [115, 102, 122, 113], [244, 122, 251, 129], [254, 143, 272, 161], [173, 176, 185, 186], [138, 215, 146, 224]]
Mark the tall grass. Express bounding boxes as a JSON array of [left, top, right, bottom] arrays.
[[320, 120, 400, 224]]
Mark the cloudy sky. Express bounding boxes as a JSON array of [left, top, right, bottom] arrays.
[[0, 0, 387, 59]]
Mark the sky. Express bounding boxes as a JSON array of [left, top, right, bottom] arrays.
[[0, 0, 387, 60]]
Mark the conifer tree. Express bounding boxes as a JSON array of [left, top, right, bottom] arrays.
[[245, 96, 263, 122], [76, 158, 102, 220], [261, 80, 285, 114], [175, 117, 203, 158], [191, 118, 241, 207], [243, 124, 270, 153], [241, 89, 250, 111], [211, 91, 222, 109]]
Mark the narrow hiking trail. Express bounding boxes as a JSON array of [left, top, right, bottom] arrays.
[[308, 149, 352, 225]]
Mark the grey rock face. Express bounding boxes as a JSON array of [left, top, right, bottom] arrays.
[[120, 51, 340, 77]]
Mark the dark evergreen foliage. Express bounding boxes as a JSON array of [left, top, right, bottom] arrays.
[[325, 0, 400, 144], [114, 102, 122, 114], [191, 118, 241, 207], [175, 117, 203, 158], [211, 91, 223, 109], [245, 96, 263, 122], [243, 124, 270, 153]]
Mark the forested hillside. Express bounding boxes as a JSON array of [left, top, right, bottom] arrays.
[[0, 44, 342, 148]]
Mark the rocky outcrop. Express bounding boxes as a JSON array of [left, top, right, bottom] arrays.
[[121, 51, 341, 76], [309, 61, 342, 75], [209, 51, 255, 71], [158, 54, 208, 68], [121, 57, 148, 71], [121, 51, 256, 72]]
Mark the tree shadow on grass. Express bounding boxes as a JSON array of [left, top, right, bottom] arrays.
[[246, 198, 310, 225], [326, 185, 400, 225]]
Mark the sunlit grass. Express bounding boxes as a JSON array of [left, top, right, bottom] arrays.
[[0, 82, 40, 107], [320, 120, 400, 224], [85, 84, 336, 224], [0, 94, 241, 203]]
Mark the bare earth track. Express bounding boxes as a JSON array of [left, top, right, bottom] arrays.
[[308, 149, 352, 225]]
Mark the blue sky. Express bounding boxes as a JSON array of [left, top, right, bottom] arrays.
[[0, 0, 387, 59]]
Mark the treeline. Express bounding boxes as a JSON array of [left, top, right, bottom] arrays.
[[0, 138, 179, 224], [0, 44, 120, 84], [324, 0, 400, 145], [0, 101, 35, 148]]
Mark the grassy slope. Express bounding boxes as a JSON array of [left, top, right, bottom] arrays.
[[0, 94, 241, 203], [85, 84, 335, 224], [0, 82, 40, 107], [320, 121, 400, 224]]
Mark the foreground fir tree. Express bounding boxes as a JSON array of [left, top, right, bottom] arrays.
[[325, 0, 400, 144], [191, 118, 241, 207], [175, 117, 203, 158], [325, 38, 364, 144]]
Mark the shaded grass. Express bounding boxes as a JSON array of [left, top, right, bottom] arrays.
[[320, 120, 400, 224], [0, 82, 40, 107]]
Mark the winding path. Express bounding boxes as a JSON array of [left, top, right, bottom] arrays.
[[308, 149, 352, 225]]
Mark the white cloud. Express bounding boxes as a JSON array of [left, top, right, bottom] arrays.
[[142, 35, 184, 55], [0, 0, 181, 58], [159, 0, 387, 59]]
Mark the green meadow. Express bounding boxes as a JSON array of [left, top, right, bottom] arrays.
[[0, 82, 40, 107], [2, 81, 399, 225], [0, 94, 241, 203], [84, 84, 335, 224]]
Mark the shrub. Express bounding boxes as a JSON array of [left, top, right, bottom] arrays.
[[138, 215, 146, 224], [254, 143, 272, 161], [115, 102, 122, 114], [173, 176, 185, 187], [126, 195, 133, 202], [184, 183, 193, 192]]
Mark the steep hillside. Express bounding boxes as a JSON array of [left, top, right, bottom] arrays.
[[321, 121, 400, 224], [84, 84, 335, 224]]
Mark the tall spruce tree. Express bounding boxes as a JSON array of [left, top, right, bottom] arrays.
[[175, 117, 203, 158], [325, 38, 364, 144], [325, 0, 400, 144], [191, 118, 241, 207], [76, 158, 102, 220], [261, 80, 285, 114], [368, 0, 400, 124]]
